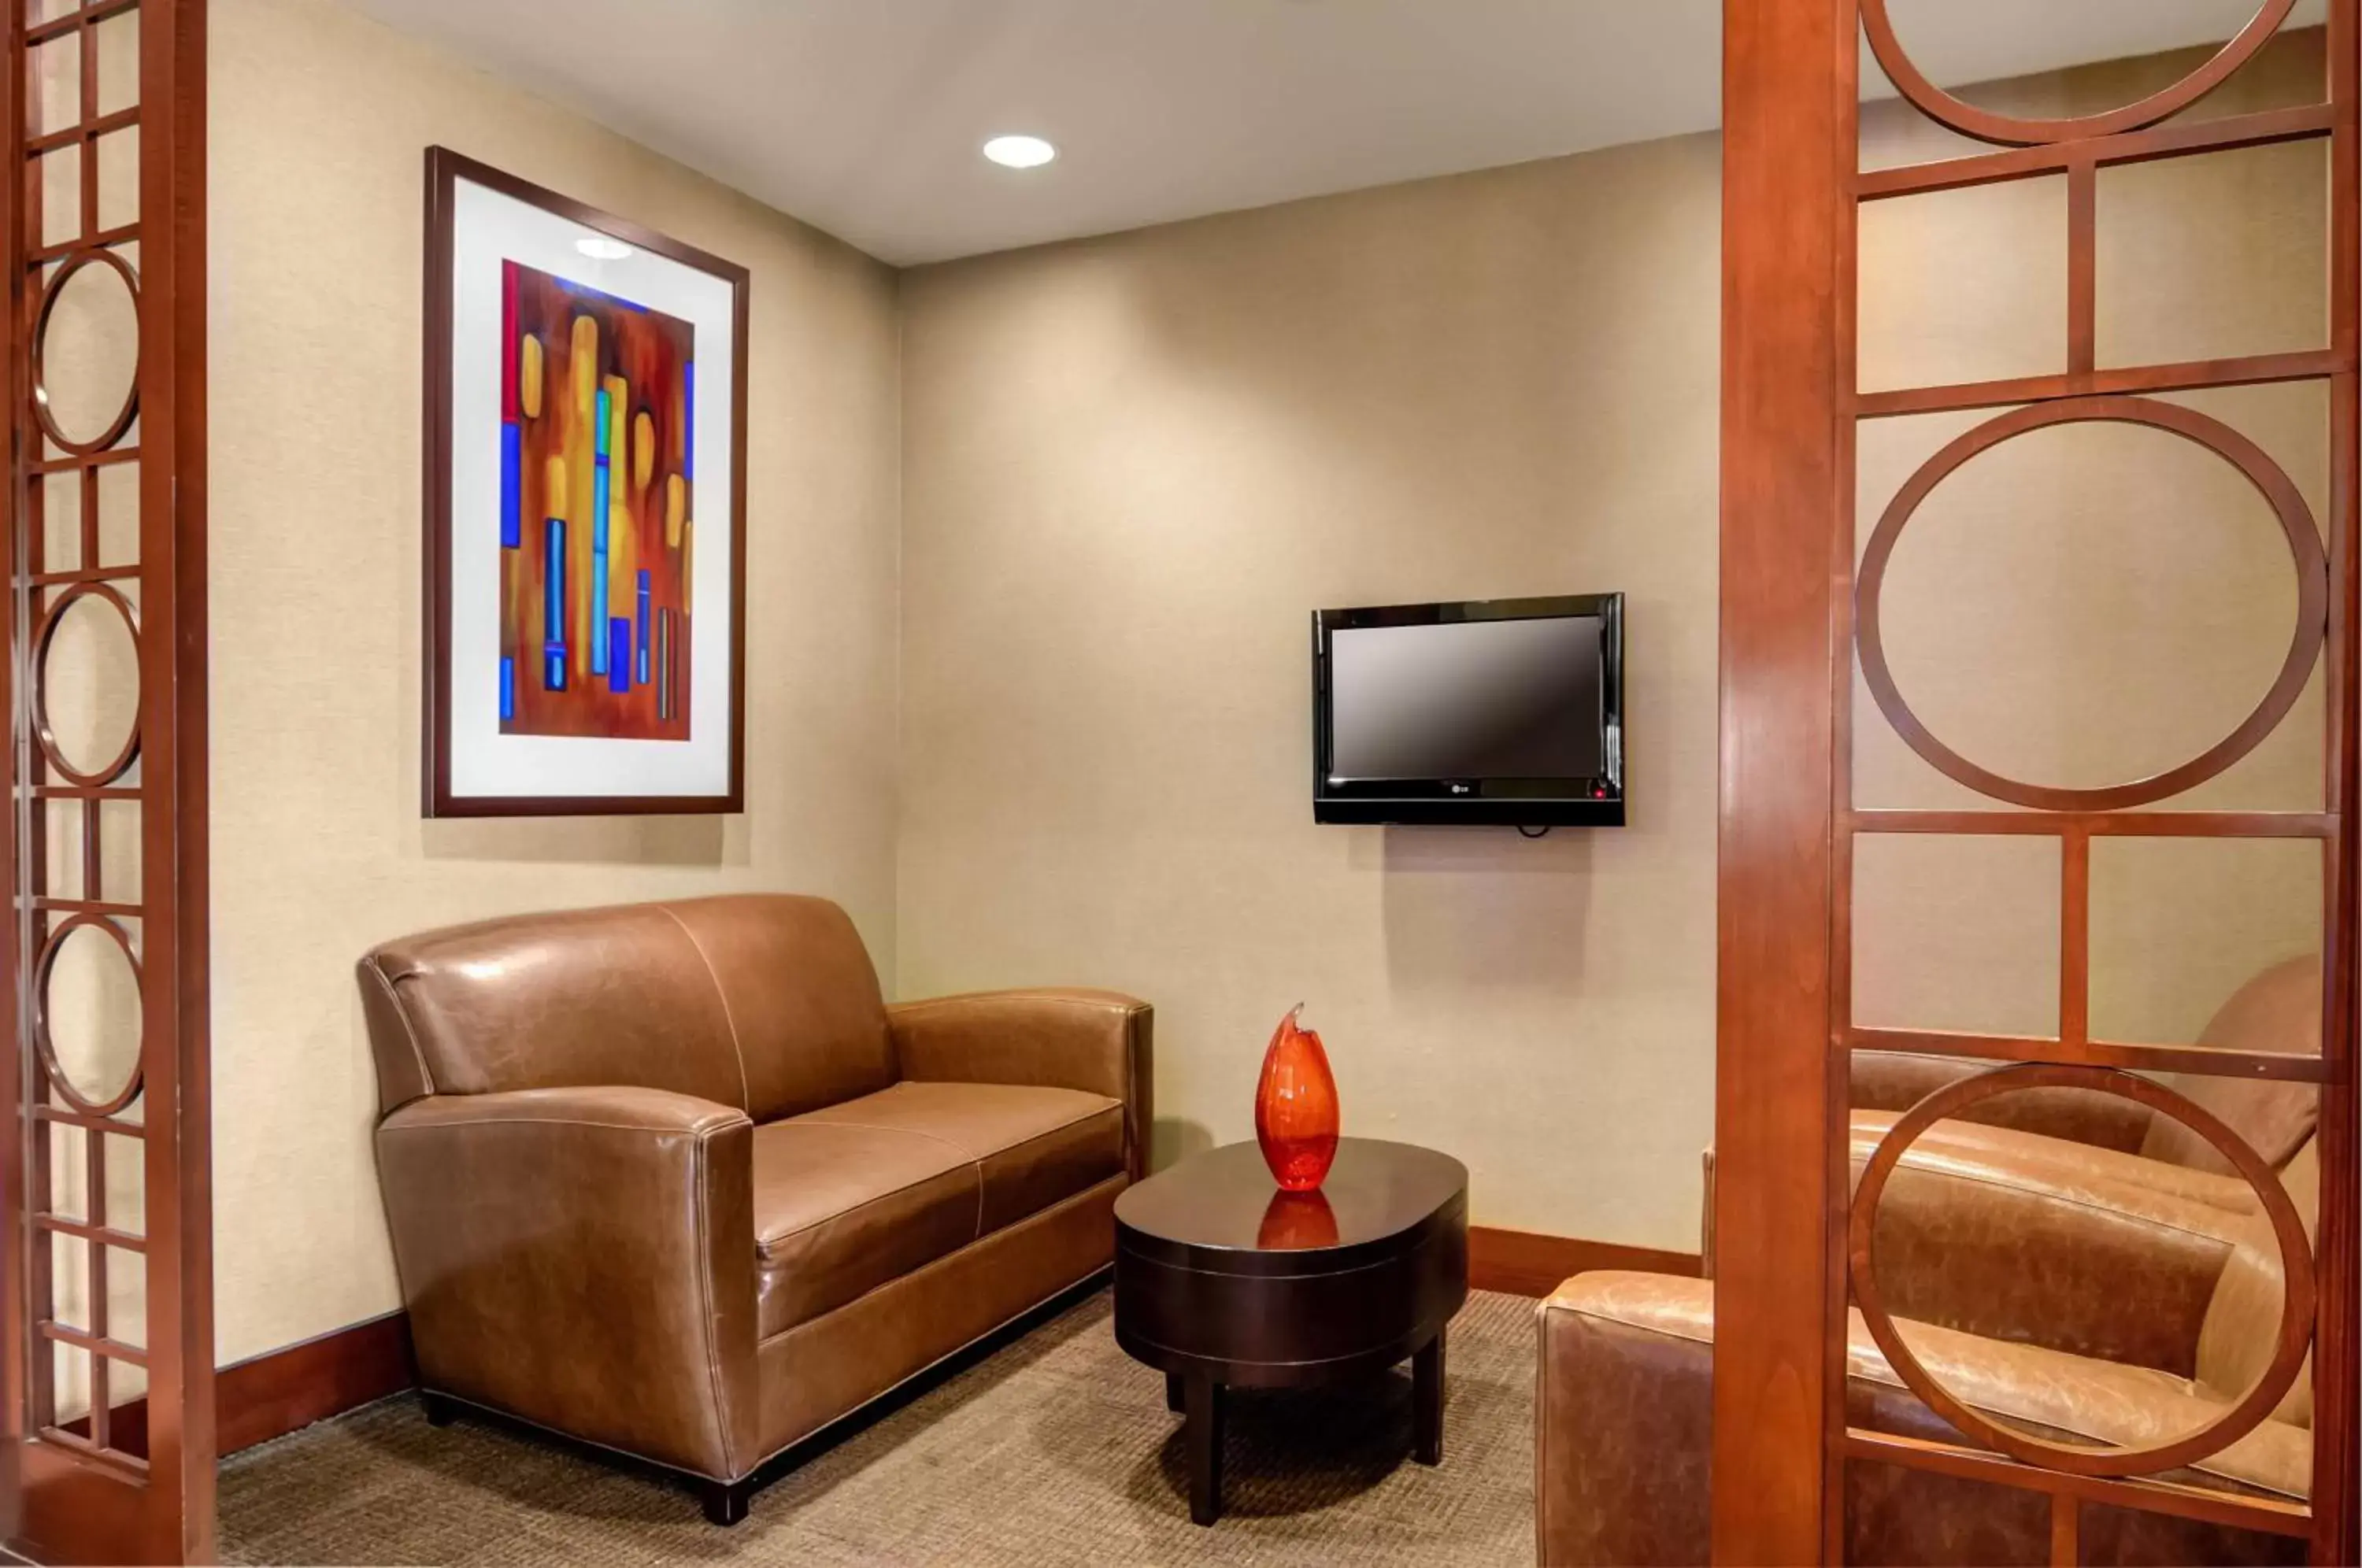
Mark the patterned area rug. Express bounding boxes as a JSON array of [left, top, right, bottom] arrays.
[[220, 1288, 1538, 1566]]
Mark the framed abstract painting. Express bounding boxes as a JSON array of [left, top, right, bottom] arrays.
[[421, 146, 748, 816]]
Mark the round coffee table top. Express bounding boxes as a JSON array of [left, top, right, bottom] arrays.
[[1114, 1137, 1468, 1276]]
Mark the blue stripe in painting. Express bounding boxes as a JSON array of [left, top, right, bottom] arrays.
[[500, 422, 522, 549], [543, 518, 567, 690], [591, 550, 608, 676], [591, 441, 610, 678], [635, 571, 651, 685], [500, 656, 516, 722], [609, 618, 631, 695], [554, 278, 650, 312]]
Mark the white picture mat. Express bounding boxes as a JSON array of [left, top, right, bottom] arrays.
[[446, 175, 737, 801]]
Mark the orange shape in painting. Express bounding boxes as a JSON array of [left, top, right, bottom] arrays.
[[519, 333, 543, 419], [633, 410, 656, 490]]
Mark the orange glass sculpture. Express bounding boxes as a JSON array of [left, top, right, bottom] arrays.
[[1254, 1004, 1340, 1191]]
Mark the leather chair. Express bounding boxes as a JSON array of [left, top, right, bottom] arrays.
[[1701, 955, 2319, 1274], [1549, 958, 2323, 1566], [357, 893, 1152, 1523], [1850, 954, 2323, 1218], [1538, 1141, 2318, 1565]]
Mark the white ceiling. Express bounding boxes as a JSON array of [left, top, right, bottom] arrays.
[[356, 0, 2324, 267]]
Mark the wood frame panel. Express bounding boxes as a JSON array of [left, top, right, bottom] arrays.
[[1739, 5, 2362, 1562], [1712, 1, 1855, 1559], [0, 0, 210, 1560]]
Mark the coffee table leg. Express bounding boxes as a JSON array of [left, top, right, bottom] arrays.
[[1166, 1371, 1184, 1413], [1184, 1373, 1224, 1525], [1413, 1329, 1446, 1466]]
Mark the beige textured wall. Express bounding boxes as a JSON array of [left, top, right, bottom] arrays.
[[898, 35, 2332, 1250], [898, 134, 1727, 1248], [207, 0, 902, 1363]]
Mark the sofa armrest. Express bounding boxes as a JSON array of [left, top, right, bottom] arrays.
[[375, 1085, 757, 1481], [1850, 1050, 2153, 1152], [889, 989, 1153, 1179], [1537, 1272, 2308, 1566], [1537, 1274, 1712, 1566]]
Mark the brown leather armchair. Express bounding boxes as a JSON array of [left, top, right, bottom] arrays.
[[1701, 956, 2319, 1275], [1539, 1146, 2317, 1565], [358, 893, 1151, 1523], [1549, 957, 2323, 1566], [1851, 955, 2323, 1216]]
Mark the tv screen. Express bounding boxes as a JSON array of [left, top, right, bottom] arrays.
[[1327, 616, 1604, 784], [1312, 594, 1622, 827]]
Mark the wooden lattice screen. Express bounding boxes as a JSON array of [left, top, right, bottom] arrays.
[[0, 0, 208, 1560], [1833, 2, 2359, 1561]]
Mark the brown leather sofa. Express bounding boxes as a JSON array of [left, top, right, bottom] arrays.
[[1849, 954, 2323, 1215], [357, 893, 1151, 1523], [1701, 955, 2321, 1278], [1545, 958, 2321, 1566]]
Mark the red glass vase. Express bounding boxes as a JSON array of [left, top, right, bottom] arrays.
[[1254, 1004, 1339, 1191]]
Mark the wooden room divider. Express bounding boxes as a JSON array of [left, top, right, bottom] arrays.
[[0, 0, 209, 1561], [1719, 1, 2360, 1562]]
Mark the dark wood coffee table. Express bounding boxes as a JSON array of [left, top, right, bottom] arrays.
[[1112, 1137, 1469, 1525]]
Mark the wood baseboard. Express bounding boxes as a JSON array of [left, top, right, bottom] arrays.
[[1468, 1225, 1703, 1297], [72, 1230, 1686, 1456], [218, 1311, 415, 1455], [67, 1310, 415, 1461]]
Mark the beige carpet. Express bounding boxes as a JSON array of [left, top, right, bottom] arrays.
[[220, 1288, 1538, 1566]]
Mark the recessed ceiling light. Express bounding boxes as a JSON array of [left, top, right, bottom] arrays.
[[575, 235, 635, 261], [983, 135, 1057, 170]]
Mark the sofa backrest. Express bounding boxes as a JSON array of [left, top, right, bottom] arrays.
[[2143, 953, 2322, 1174], [660, 894, 898, 1121], [358, 894, 894, 1123]]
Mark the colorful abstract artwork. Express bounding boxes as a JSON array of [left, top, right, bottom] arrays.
[[425, 148, 746, 818], [498, 261, 695, 741]]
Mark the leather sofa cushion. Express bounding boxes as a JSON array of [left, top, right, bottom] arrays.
[[751, 1082, 1124, 1338], [1546, 1271, 2312, 1501], [753, 1121, 980, 1341], [799, 1082, 1125, 1233], [659, 895, 897, 1124]]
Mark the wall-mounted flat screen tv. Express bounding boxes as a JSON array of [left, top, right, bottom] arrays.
[[1312, 594, 1623, 827]]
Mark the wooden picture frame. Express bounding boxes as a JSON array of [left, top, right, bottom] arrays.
[[420, 146, 749, 817]]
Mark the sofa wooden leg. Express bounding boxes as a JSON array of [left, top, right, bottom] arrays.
[[699, 1477, 753, 1527], [420, 1391, 459, 1428], [1166, 1371, 1184, 1413]]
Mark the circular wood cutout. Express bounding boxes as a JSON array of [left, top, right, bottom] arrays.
[[31, 246, 141, 458], [32, 581, 143, 788], [1856, 395, 2327, 813], [1850, 1062, 2316, 1478], [31, 914, 143, 1119], [1859, 0, 2297, 147]]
